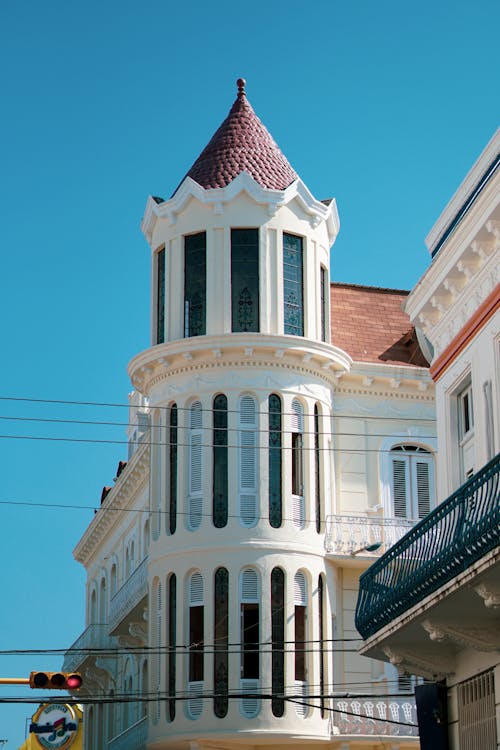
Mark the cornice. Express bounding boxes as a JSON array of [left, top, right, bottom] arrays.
[[128, 334, 352, 395], [141, 173, 340, 247], [73, 441, 150, 567]]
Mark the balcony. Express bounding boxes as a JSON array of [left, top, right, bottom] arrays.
[[324, 514, 415, 556], [108, 717, 147, 750], [63, 624, 115, 672], [109, 557, 148, 634], [356, 452, 500, 640], [332, 696, 418, 737]]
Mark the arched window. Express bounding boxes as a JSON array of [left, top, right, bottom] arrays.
[[141, 660, 148, 718], [269, 394, 282, 528], [188, 572, 204, 718], [291, 399, 305, 528], [168, 403, 178, 535], [188, 402, 203, 530], [213, 395, 228, 528], [239, 396, 258, 527], [318, 574, 325, 718], [110, 564, 117, 598], [391, 445, 434, 519], [167, 574, 176, 722], [294, 571, 308, 717], [320, 265, 328, 342], [271, 567, 285, 717], [143, 520, 150, 557], [151, 408, 162, 541], [314, 404, 322, 533], [213, 567, 229, 718], [99, 577, 107, 623], [240, 568, 260, 717], [90, 588, 97, 624], [151, 579, 162, 724]]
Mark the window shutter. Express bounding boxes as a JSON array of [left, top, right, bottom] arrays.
[[240, 568, 259, 602], [190, 434, 202, 494], [294, 572, 307, 605], [392, 458, 408, 518], [292, 493, 305, 529], [189, 401, 203, 529], [291, 399, 304, 432], [239, 396, 257, 526], [416, 460, 431, 518], [190, 573, 204, 605]]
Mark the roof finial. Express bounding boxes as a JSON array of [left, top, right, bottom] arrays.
[[237, 78, 246, 97]]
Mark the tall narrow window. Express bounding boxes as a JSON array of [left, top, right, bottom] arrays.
[[239, 395, 258, 527], [156, 247, 165, 344], [294, 572, 307, 683], [291, 399, 305, 528], [269, 394, 282, 528], [188, 401, 203, 530], [213, 395, 228, 528], [283, 233, 304, 336], [213, 568, 229, 718], [152, 579, 162, 724], [458, 381, 475, 480], [314, 404, 321, 533], [271, 567, 285, 717], [391, 445, 434, 519], [184, 232, 206, 337], [231, 229, 259, 332], [188, 573, 204, 683], [168, 404, 178, 535], [167, 574, 176, 722], [320, 265, 327, 342], [318, 575, 325, 718]]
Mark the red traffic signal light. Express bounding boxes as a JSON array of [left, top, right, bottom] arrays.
[[29, 671, 83, 690]]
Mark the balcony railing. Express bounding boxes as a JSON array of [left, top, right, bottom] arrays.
[[332, 697, 418, 736], [108, 717, 147, 750], [109, 557, 148, 632], [356, 452, 500, 639], [63, 624, 115, 672], [324, 515, 415, 555]]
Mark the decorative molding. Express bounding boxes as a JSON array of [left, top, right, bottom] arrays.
[[474, 582, 500, 609], [382, 646, 454, 680]]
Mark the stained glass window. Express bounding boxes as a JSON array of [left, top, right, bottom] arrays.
[[231, 229, 259, 332], [156, 248, 165, 344], [213, 567, 229, 718], [184, 233, 206, 337], [283, 233, 304, 336], [269, 394, 282, 528], [213, 395, 228, 528], [271, 567, 285, 717]]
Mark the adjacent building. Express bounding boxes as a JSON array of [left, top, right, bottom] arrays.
[[356, 130, 499, 749], [64, 80, 437, 750]]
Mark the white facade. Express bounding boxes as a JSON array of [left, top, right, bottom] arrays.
[[357, 130, 500, 750], [65, 82, 436, 750]]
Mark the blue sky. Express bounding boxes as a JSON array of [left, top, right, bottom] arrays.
[[0, 0, 498, 745]]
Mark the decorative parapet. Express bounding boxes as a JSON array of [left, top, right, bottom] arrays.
[[324, 515, 416, 555], [63, 624, 115, 672], [356, 452, 500, 639], [108, 717, 147, 750], [331, 697, 418, 737], [109, 557, 148, 633]]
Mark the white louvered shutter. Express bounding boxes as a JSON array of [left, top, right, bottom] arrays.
[[240, 568, 259, 602], [239, 396, 257, 526], [189, 572, 204, 605], [392, 457, 409, 518], [294, 571, 307, 605], [189, 402, 203, 529], [415, 458, 432, 518]]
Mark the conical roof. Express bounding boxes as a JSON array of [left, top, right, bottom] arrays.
[[174, 79, 298, 194]]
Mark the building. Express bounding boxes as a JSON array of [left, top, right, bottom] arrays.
[[64, 79, 437, 749], [356, 131, 500, 749]]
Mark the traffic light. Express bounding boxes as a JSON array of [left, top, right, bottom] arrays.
[[29, 671, 83, 690]]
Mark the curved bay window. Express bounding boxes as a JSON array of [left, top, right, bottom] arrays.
[[271, 567, 285, 717], [213, 567, 229, 718], [213, 395, 228, 528], [283, 233, 304, 336], [231, 229, 259, 332], [184, 232, 206, 337], [167, 574, 176, 722], [269, 394, 282, 528], [168, 403, 178, 535], [391, 445, 434, 519]]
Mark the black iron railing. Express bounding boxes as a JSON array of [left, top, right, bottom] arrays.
[[356, 452, 500, 639]]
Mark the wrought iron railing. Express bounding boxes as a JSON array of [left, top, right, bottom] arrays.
[[332, 697, 418, 736], [109, 557, 148, 632], [356, 453, 500, 639], [108, 717, 147, 750], [324, 515, 415, 555], [63, 624, 115, 672]]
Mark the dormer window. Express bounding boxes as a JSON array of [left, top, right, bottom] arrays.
[[231, 229, 259, 332], [184, 232, 206, 337], [283, 233, 304, 336]]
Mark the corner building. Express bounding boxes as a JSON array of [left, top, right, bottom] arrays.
[[66, 80, 436, 749]]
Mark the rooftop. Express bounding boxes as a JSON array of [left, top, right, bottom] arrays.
[[173, 79, 298, 195], [330, 282, 428, 367]]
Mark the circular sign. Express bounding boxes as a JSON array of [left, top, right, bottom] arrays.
[[30, 703, 78, 750]]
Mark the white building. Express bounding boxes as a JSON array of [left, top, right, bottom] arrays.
[[356, 130, 499, 749], [64, 79, 436, 750]]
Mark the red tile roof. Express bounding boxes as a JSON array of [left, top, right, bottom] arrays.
[[330, 283, 429, 367], [174, 79, 298, 194]]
